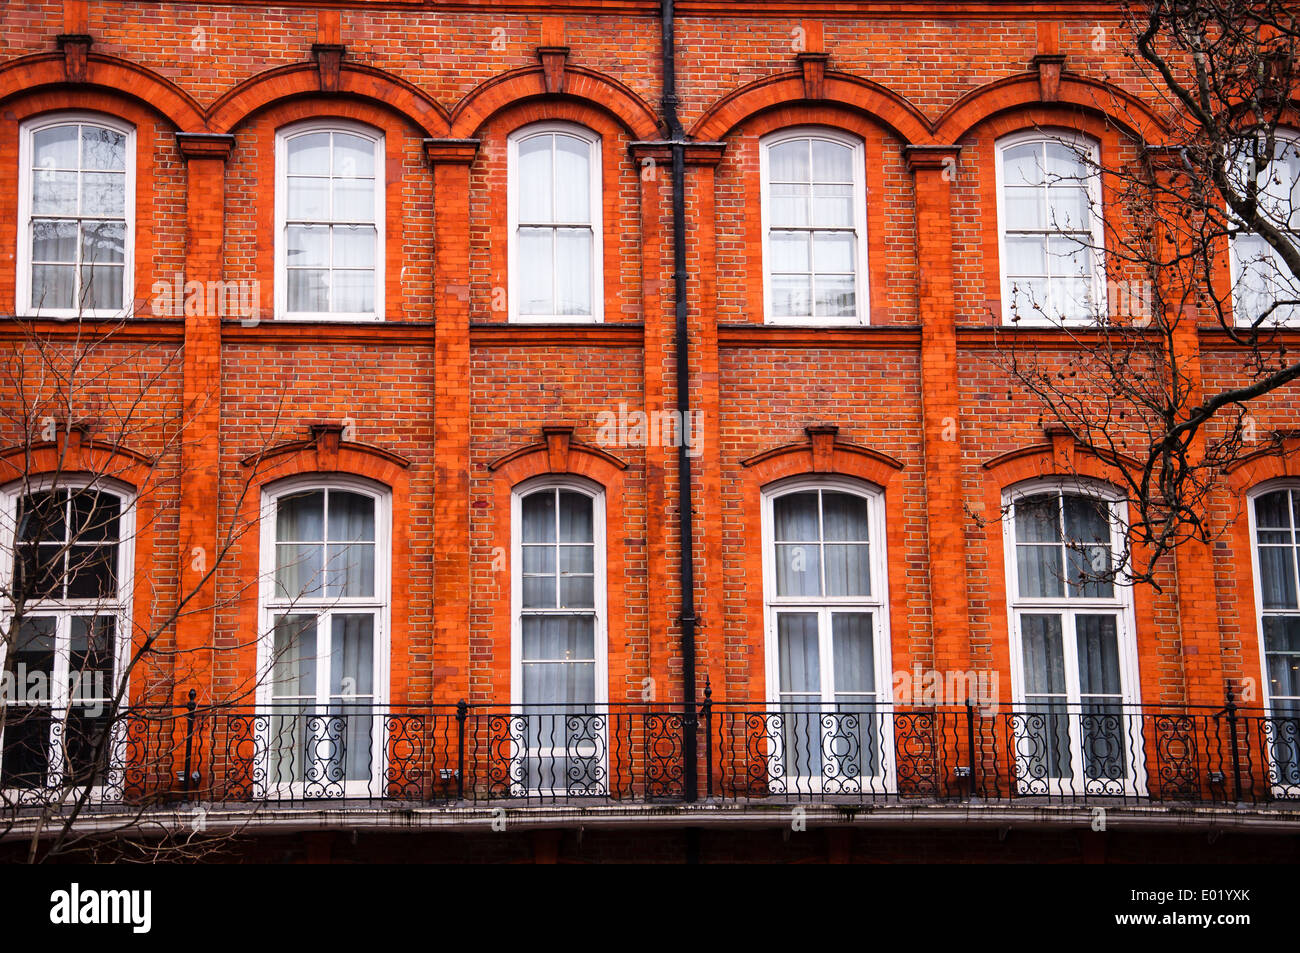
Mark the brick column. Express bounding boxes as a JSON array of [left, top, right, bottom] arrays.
[[1145, 147, 1227, 707], [425, 139, 480, 705], [173, 133, 234, 703], [905, 145, 971, 677]]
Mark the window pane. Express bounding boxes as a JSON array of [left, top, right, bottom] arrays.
[[822, 492, 868, 541], [832, 612, 875, 693], [14, 617, 57, 684], [1003, 186, 1043, 229], [30, 265, 74, 311], [1015, 494, 1061, 542], [522, 575, 556, 609], [1044, 141, 1089, 182], [522, 491, 557, 544], [276, 543, 324, 599], [287, 177, 329, 220], [272, 614, 317, 699], [1020, 613, 1066, 695], [775, 543, 821, 598], [325, 543, 375, 598], [332, 133, 375, 178], [65, 543, 117, 599], [813, 231, 855, 274], [1004, 236, 1047, 276], [777, 613, 820, 693], [813, 274, 856, 318], [330, 613, 374, 697], [559, 544, 593, 574], [78, 263, 124, 312], [278, 491, 325, 541], [1046, 186, 1091, 231], [1256, 490, 1293, 529], [31, 220, 77, 263], [769, 183, 809, 227], [554, 135, 591, 223], [559, 575, 595, 609], [334, 225, 376, 269], [18, 491, 65, 543], [332, 178, 375, 222], [287, 270, 329, 312], [774, 492, 820, 541], [811, 183, 853, 228], [559, 491, 593, 542], [824, 543, 870, 597], [1259, 545, 1298, 610], [83, 123, 126, 169], [287, 133, 331, 175], [522, 545, 554, 575], [517, 134, 553, 223], [516, 227, 553, 315], [1076, 614, 1121, 696], [1018, 543, 1064, 598], [33, 125, 79, 170], [81, 172, 125, 217], [332, 270, 374, 313], [328, 491, 375, 541], [70, 615, 115, 696], [2, 710, 53, 788], [522, 614, 596, 662], [80, 220, 125, 265], [1002, 142, 1043, 186], [32, 171, 77, 215], [1263, 616, 1300, 699], [286, 225, 329, 268], [553, 228, 592, 315], [769, 231, 810, 273], [1048, 236, 1092, 280], [768, 140, 809, 182], [812, 139, 853, 182], [769, 274, 811, 318]]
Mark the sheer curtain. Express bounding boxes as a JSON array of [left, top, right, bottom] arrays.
[[516, 132, 593, 317]]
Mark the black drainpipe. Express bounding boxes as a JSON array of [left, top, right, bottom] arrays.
[[659, 0, 698, 802]]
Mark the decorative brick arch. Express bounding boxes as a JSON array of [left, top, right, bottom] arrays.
[[733, 427, 908, 699], [1219, 439, 1300, 703], [450, 65, 660, 140], [0, 53, 205, 132], [208, 62, 451, 136], [483, 428, 632, 702], [933, 71, 1169, 145], [228, 426, 414, 701], [978, 433, 1160, 708], [691, 71, 930, 146], [0, 433, 162, 703]]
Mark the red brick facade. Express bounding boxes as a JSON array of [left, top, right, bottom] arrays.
[[0, 1, 1295, 816]]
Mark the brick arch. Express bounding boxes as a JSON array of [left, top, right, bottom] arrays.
[[483, 429, 631, 703], [933, 72, 1169, 145], [0, 53, 205, 132], [733, 430, 908, 700], [228, 431, 414, 704], [208, 62, 450, 136], [450, 65, 660, 140], [978, 436, 1160, 709], [691, 72, 930, 146], [0, 435, 164, 704]]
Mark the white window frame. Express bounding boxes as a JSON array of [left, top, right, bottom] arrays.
[[0, 476, 136, 803], [1002, 478, 1145, 796], [17, 112, 136, 320], [509, 476, 609, 795], [1245, 480, 1300, 795], [255, 475, 392, 798], [994, 129, 1107, 327], [759, 475, 894, 793], [506, 122, 604, 324], [1228, 131, 1300, 328], [274, 120, 386, 322], [759, 127, 870, 326]]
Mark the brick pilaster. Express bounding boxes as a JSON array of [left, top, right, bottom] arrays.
[[906, 145, 971, 676]]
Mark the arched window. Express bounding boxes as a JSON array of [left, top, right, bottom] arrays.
[[18, 114, 134, 318], [996, 131, 1104, 325], [760, 128, 868, 325], [1247, 484, 1300, 786], [257, 477, 390, 796], [1, 481, 133, 793], [1003, 481, 1140, 793], [511, 478, 607, 793], [508, 123, 603, 323], [1228, 133, 1300, 327], [275, 121, 385, 321], [761, 477, 891, 791]]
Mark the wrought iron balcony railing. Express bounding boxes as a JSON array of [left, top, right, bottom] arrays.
[[2, 694, 1298, 813]]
